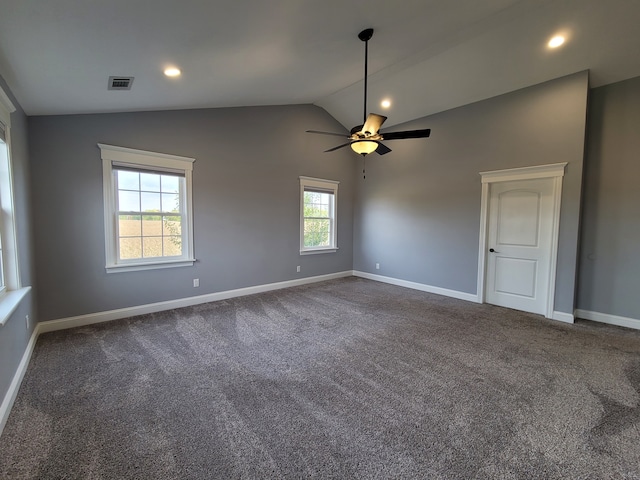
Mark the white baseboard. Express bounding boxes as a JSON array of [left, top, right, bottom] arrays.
[[574, 309, 640, 330], [39, 271, 354, 334], [0, 324, 40, 437], [353, 271, 480, 303], [551, 311, 574, 324]]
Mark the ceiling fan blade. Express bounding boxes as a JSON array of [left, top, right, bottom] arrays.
[[324, 142, 352, 152], [375, 142, 391, 155], [306, 130, 349, 138], [381, 129, 431, 140], [361, 113, 387, 135]]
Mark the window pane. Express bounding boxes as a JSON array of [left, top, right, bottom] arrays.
[[142, 215, 163, 236], [117, 170, 139, 190], [0, 230, 3, 286], [120, 237, 142, 259], [119, 191, 140, 212], [304, 218, 330, 247], [161, 175, 180, 193], [143, 237, 162, 258], [140, 173, 161, 192], [119, 215, 141, 237], [141, 192, 161, 212], [162, 193, 180, 213], [304, 192, 331, 218], [164, 236, 182, 256], [163, 216, 182, 236]]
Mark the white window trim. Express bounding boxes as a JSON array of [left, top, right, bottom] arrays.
[[299, 176, 339, 255], [99, 143, 196, 273], [0, 84, 31, 328]]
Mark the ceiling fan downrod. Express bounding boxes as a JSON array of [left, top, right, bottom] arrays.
[[358, 28, 374, 125]]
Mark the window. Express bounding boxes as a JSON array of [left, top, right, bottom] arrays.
[[0, 85, 29, 327], [0, 87, 19, 293], [99, 144, 195, 273], [0, 140, 7, 293], [299, 176, 339, 254]]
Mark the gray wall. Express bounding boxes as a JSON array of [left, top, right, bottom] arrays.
[[577, 76, 640, 319], [0, 74, 37, 405], [353, 71, 589, 315], [29, 105, 354, 321]]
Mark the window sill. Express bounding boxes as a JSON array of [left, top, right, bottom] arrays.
[[106, 258, 196, 273], [0, 286, 31, 327], [300, 248, 338, 255]]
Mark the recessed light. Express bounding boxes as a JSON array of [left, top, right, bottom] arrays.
[[548, 35, 565, 48], [381, 99, 391, 109], [164, 67, 181, 77]]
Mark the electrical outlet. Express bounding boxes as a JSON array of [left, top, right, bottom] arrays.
[[296, 266, 301, 273], [193, 278, 200, 287], [25, 315, 29, 329], [375, 263, 380, 270]]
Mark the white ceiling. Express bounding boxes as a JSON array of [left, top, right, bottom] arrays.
[[0, 0, 639, 129]]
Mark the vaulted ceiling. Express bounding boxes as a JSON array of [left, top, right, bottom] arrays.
[[1, 0, 639, 129]]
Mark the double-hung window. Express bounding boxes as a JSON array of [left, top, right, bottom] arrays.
[[99, 144, 195, 273], [0, 88, 19, 293], [0, 123, 7, 293], [0, 85, 29, 327], [299, 176, 339, 254]]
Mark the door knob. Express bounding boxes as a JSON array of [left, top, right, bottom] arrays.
[[489, 248, 499, 253]]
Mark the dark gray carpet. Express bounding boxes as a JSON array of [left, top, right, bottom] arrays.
[[1, 277, 640, 479]]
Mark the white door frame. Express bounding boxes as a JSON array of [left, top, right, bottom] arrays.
[[476, 163, 567, 319]]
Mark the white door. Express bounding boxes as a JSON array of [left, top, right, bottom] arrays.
[[485, 178, 555, 315]]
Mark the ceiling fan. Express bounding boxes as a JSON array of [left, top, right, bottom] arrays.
[[307, 28, 431, 157]]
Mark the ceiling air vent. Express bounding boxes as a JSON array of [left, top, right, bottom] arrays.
[[108, 76, 134, 91]]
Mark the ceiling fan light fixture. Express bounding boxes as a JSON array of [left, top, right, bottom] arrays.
[[351, 140, 378, 155]]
